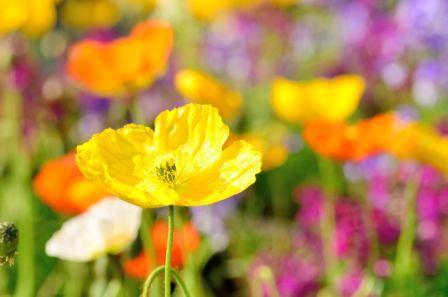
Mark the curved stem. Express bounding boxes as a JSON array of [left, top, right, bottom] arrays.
[[141, 206, 192, 297], [171, 270, 191, 297], [142, 265, 165, 297], [165, 205, 174, 297], [141, 266, 190, 297]]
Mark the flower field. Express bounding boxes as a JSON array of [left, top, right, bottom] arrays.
[[1, 1, 448, 296]]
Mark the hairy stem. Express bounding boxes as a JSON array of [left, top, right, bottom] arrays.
[[165, 205, 174, 297]]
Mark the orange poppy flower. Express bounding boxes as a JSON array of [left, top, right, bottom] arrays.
[[304, 113, 407, 161], [66, 20, 173, 97], [388, 123, 448, 175], [124, 221, 200, 279], [33, 152, 108, 215]]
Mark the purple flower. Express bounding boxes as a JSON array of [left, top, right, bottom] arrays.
[[249, 253, 320, 297], [295, 185, 370, 265], [294, 185, 324, 228], [337, 267, 364, 297], [201, 8, 295, 84], [335, 201, 369, 264], [190, 197, 239, 252]]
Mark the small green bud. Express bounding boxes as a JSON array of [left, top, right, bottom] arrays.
[[0, 222, 18, 266]]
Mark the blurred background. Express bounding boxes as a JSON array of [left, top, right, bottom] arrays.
[[2, 0, 448, 296]]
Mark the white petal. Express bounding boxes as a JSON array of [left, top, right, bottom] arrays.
[[46, 197, 141, 262]]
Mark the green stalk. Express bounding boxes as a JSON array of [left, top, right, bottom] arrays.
[[164, 205, 174, 297], [140, 206, 190, 297], [130, 96, 145, 125], [1, 72, 35, 297], [394, 172, 420, 281], [317, 156, 339, 292], [141, 266, 190, 297], [142, 266, 165, 296]]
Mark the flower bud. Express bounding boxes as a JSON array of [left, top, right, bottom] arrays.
[[0, 222, 18, 266]]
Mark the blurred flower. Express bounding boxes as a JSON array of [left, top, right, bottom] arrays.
[[115, 0, 156, 15], [294, 185, 323, 228], [191, 198, 238, 252], [124, 221, 200, 278], [271, 75, 365, 125], [334, 201, 369, 263], [333, 1, 405, 88], [45, 197, 141, 262], [396, 0, 448, 52], [0, 0, 57, 37], [304, 113, 406, 161], [391, 123, 448, 176], [396, 0, 448, 106], [337, 267, 365, 297], [66, 20, 173, 97], [175, 69, 243, 119], [0, 222, 18, 266], [202, 11, 295, 84], [227, 124, 291, 171], [186, 0, 232, 21], [61, 0, 120, 30], [33, 152, 108, 215], [249, 253, 320, 297], [295, 185, 369, 264], [76, 104, 262, 208], [245, 135, 289, 171], [355, 155, 448, 273], [186, 0, 295, 21]]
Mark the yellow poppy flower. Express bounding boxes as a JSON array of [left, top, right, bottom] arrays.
[[271, 75, 365, 124], [0, 0, 57, 37], [186, 0, 232, 20], [76, 104, 262, 208], [61, 0, 120, 30], [175, 70, 243, 120], [389, 123, 448, 176], [186, 0, 295, 20], [227, 124, 290, 171], [0, 1, 27, 35], [116, 0, 156, 14]]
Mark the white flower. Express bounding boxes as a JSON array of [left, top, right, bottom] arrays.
[[46, 197, 141, 262]]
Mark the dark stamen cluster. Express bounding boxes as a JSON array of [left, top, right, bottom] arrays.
[[155, 160, 177, 186]]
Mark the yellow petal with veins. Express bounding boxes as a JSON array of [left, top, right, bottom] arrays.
[[176, 140, 261, 206], [154, 104, 229, 180], [76, 124, 163, 208]]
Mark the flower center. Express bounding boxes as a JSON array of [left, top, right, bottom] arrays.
[[155, 158, 177, 187]]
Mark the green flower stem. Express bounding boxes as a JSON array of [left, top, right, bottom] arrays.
[[141, 206, 191, 297], [317, 156, 339, 291], [141, 266, 190, 297], [142, 266, 165, 297], [170, 270, 191, 297], [1, 65, 35, 297], [394, 172, 421, 281], [130, 96, 145, 125], [165, 205, 174, 297]]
